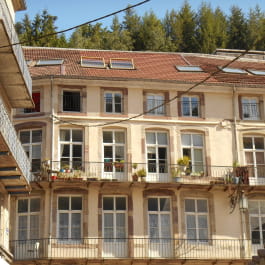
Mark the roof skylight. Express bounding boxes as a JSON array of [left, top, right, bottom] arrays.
[[220, 67, 247, 74], [176, 65, 203, 72], [110, 58, 134, 69], [81, 57, 106, 68], [36, 59, 64, 66], [247, 69, 265, 76]]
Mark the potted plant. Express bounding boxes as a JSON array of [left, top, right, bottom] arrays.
[[114, 160, 124, 171], [171, 167, 182, 182], [132, 163, 138, 181], [177, 156, 190, 175], [136, 168, 146, 182]]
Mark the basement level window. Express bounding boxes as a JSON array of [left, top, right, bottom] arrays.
[[247, 69, 265, 76], [36, 59, 64, 66], [81, 57, 106, 68], [219, 67, 247, 74], [176, 66, 203, 72], [110, 58, 134, 69]]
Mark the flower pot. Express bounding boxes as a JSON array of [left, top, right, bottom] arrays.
[[51, 175, 57, 181]]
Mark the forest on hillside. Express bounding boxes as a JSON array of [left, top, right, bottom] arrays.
[[15, 1, 265, 53]]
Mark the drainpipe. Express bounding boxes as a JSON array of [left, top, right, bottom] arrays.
[[232, 85, 239, 163]]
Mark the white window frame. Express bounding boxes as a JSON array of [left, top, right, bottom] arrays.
[[242, 97, 260, 120], [243, 136, 265, 179], [17, 197, 40, 240], [181, 96, 200, 117], [146, 131, 168, 174], [146, 93, 165, 116], [104, 91, 123, 114], [62, 90, 81, 112], [59, 128, 83, 169], [248, 200, 265, 246], [147, 197, 172, 241], [57, 195, 82, 242], [184, 198, 209, 243], [19, 129, 42, 172], [181, 133, 204, 173], [102, 196, 127, 242]]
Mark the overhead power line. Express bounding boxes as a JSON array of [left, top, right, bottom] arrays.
[[52, 49, 251, 128], [0, 0, 150, 49]]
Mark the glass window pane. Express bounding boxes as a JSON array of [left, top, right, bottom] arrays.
[[194, 149, 203, 163], [60, 130, 70, 141], [71, 213, 81, 238], [30, 215, 39, 239], [30, 198, 40, 212], [243, 137, 253, 149], [103, 131, 112, 143], [115, 132, 125, 143], [146, 133, 156, 144], [103, 197, 114, 210], [161, 214, 171, 238], [32, 130, 42, 143], [73, 145, 82, 157], [199, 229, 208, 241], [187, 229, 196, 240], [160, 198, 170, 211], [158, 147, 167, 160], [198, 215, 208, 228], [181, 134, 191, 146], [245, 152, 254, 164], [187, 215, 196, 228], [58, 197, 69, 210], [148, 198, 158, 211], [104, 213, 114, 238], [116, 213, 125, 227], [197, 200, 208, 212], [104, 146, 113, 159], [20, 131, 30, 144], [256, 153, 265, 164], [249, 201, 259, 214], [157, 133, 167, 145], [32, 145, 41, 158], [115, 146, 124, 160], [260, 201, 265, 214], [71, 197, 82, 210], [61, 144, 70, 157], [116, 197, 126, 210], [250, 217, 260, 230], [149, 214, 158, 238], [72, 130, 83, 142], [193, 134, 203, 147], [18, 199, 28, 213], [255, 138, 264, 149], [59, 213, 69, 238], [18, 216, 27, 240], [185, 199, 195, 212]]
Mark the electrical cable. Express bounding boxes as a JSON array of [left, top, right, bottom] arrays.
[[0, 0, 150, 49], [51, 48, 251, 127]]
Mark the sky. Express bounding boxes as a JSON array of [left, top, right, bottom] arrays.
[[16, 0, 265, 38]]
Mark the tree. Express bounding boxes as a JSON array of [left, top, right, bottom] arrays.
[[213, 7, 228, 48], [15, 14, 34, 45], [138, 11, 166, 51], [227, 6, 248, 49]]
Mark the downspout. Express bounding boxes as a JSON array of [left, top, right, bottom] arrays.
[[232, 85, 239, 163]]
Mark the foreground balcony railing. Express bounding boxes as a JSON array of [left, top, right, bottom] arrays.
[[0, 97, 31, 182], [35, 161, 265, 185], [10, 238, 254, 261]]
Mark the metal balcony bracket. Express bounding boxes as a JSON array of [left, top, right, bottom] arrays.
[[0, 151, 9, 156], [5, 185, 26, 190], [0, 167, 17, 171]]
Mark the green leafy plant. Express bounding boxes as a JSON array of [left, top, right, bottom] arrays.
[[177, 156, 190, 166]]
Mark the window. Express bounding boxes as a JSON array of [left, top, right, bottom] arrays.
[[103, 130, 125, 172], [181, 96, 200, 117], [104, 91, 123, 114], [148, 197, 171, 241], [57, 196, 82, 241], [81, 57, 105, 68], [249, 200, 265, 245], [176, 66, 203, 72], [19, 129, 42, 172], [103, 196, 127, 242], [219, 67, 247, 74], [181, 133, 204, 172], [62, 91, 81, 112], [247, 69, 265, 76], [241, 97, 260, 120], [24, 92, 40, 113], [36, 59, 64, 66], [146, 132, 168, 173], [110, 58, 134, 69], [60, 129, 83, 169], [185, 198, 208, 242], [17, 198, 40, 240], [145, 94, 165, 116], [243, 136, 265, 179]]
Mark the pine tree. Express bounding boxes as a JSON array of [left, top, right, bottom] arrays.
[[213, 7, 228, 48]]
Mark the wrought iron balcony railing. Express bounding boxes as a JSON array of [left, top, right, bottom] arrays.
[[34, 161, 265, 186], [0, 97, 31, 183], [10, 238, 254, 261]]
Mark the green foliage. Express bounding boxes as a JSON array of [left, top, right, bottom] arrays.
[[16, 3, 265, 53], [177, 156, 190, 166]]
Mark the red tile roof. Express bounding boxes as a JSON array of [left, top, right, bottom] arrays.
[[23, 47, 265, 85]]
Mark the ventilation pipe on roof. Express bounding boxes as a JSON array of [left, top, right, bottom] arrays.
[[60, 64, 66, 75]]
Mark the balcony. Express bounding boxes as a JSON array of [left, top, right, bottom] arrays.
[[10, 238, 253, 261], [35, 161, 265, 186], [0, 97, 31, 190], [0, 1, 32, 108], [242, 103, 260, 120]]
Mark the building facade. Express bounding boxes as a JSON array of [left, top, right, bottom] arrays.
[[0, 0, 33, 264], [9, 47, 265, 265]]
